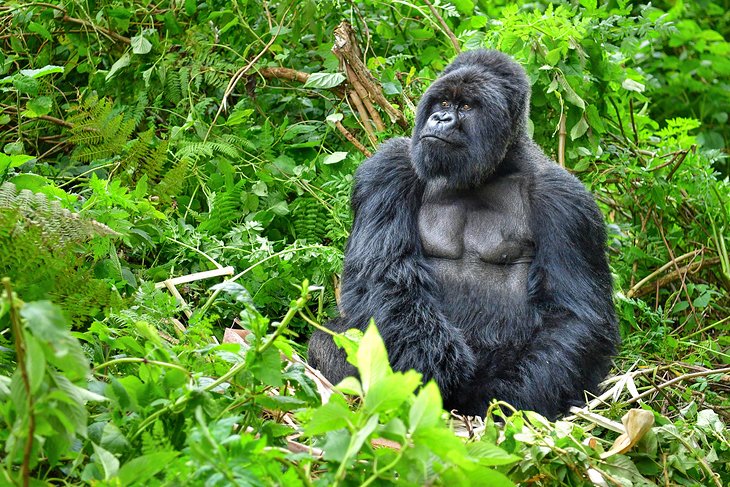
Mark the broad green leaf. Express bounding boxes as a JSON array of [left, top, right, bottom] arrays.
[[467, 441, 521, 466], [12, 75, 39, 95], [409, 381, 442, 433], [25, 96, 53, 117], [131, 35, 153, 55], [0, 153, 33, 173], [357, 323, 391, 394], [92, 443, 120, 480], [335, 376, 363, 396], [303, 72, 346, 89], [117, 452, 179, 485], [322, 151, 348, 165], [28, 22, 52, 41], [322, 429, 351, 463], [303, 395, 354, 436], [557, 75, 585, 109], [20, 301, 89, 380], [20, 65, 63, 78], [24, 334, 46, 394], [106, 53, 131, 81], [364, 371, 420, 413], [570, 115, 589, 140]]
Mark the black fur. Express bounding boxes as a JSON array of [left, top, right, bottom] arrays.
[[308, 50, 619, 419]]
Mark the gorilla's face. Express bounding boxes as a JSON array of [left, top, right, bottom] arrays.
[[411, 51, 530, 189]]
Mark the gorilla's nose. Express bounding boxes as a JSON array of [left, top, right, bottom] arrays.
[[428, 111, 456, 131]]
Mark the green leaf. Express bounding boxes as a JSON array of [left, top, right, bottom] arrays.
[[28, 21, 52, 41], [117, 452, 179, 485], [570, 115, 589, 140], [106, 53, 131, 81], [20, 301, 89, 381], [467, 441, 521, 466], [303, 72, 346, 89], [364, 371, 420, 413], [25, 96, 53, 117], [322, 429, 351, 463], [335, 376, 363, 396], [20, 65, 64, 78], [131, 35, 152, 55], [24, 334, 46, 394], [357, 323, 391, 394], [322, 151, 348, 165], [346, 413, 379, 460], [92, 443, 120, 480], [12, 75, 39, 95], [0, 153, 33, 173], [409, 381, 442, 433], [303, 395, 354, 436]]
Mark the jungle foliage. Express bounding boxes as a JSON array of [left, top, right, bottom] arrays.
[[0, 0, 728, 485]]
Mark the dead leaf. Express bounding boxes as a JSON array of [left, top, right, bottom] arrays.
[[600, 408, 654, 459]]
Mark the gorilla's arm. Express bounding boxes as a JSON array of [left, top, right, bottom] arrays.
[[308, 138, 476, 393], [477, 159, 618, 419]]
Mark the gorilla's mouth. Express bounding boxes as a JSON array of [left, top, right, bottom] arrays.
[[420, 135, 452, 144]]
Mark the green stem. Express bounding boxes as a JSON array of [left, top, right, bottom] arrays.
[[131, 293, 307, 439], [93, 357, 191, 375], [361, 449, 405, 487]]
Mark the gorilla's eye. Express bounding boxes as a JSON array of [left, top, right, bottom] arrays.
[[461, 104, 471, 111], [441, 100, 450, 108]]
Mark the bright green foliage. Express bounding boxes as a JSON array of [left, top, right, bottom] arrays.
[[0, 0, 728, 485]]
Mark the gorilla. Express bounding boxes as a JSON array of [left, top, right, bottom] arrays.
[[308, 50, 619, 420]]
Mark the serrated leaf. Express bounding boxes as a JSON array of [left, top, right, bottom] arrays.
[[131, 34, 152, 55], [357, 323, 391, 394], [24, 334, 46, 394], [303, 72, 346, 89], [467, 441, 521, 466], [409, 381, 442, 433], [364, 371, 420, 413], [303, 395, 354, 436]]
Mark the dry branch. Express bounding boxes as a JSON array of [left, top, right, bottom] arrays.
[[632, 257, 720, 298], [332, 21, 408, 130]]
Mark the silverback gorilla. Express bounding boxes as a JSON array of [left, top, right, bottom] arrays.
[[308, 50, 619, 419]]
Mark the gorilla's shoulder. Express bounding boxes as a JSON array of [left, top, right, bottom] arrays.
[[524, 143, 603, 222], [355, 137, 416, 186], [351, 137, 421, 213]]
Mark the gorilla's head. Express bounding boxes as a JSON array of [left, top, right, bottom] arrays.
[[411, 50, 531, 188]]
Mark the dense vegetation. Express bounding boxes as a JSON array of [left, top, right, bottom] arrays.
[[0, 0, 728, 485]]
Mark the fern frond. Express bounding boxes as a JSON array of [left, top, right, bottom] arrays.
[[0, 182, 118, 242]]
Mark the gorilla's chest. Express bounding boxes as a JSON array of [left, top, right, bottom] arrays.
[[418, 175, 533, 266]]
